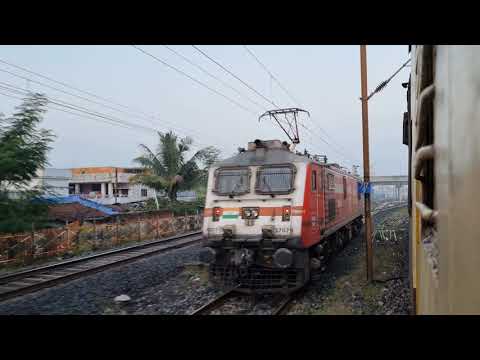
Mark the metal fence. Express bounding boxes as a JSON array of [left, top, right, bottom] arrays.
[[0, 211, 203, 269]]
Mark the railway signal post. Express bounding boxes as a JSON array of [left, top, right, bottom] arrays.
[[360, 45, 374, 282]]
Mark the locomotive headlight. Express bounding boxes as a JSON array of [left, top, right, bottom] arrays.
[[242, 207, 259, 219], [282, 206, 291, 221], [273, 248, 293, 268], [213, 207, 222, 221]]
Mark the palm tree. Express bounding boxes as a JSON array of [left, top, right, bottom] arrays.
[[131, 131, 220, 202]]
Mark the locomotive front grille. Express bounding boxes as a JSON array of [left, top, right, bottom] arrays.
[[209, 264, 304, 293]]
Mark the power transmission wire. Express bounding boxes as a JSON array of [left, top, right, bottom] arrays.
[[243, 45, 302, 107], [0, 89, 154, 133], [131, 45, 258, 116], [0, 65, 226, 146], [0, 58, 134, 112], [0, 89, 228, 154], [163, 45, 267, 112], [0, 81, 230, 153], [0, 82, 158, 133], [191, 45, 280, 109]]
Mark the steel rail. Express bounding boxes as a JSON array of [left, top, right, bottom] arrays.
[[0, 231, 202, 302], [190, 287, 240, 315]]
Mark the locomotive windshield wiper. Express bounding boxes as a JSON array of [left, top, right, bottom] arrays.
[[262, 178, 276, 197], [229, 183, 241, 198]]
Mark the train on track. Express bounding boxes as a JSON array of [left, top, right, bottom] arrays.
[[404, 45, 480, 314], [200, 139, 363, 293]]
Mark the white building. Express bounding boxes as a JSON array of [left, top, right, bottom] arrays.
[[3, 168, 71, 198], [6, 166, 197, 206], [68, 167, 157, 205]]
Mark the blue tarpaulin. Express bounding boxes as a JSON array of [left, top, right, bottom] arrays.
[[41, 195, 119, 216]]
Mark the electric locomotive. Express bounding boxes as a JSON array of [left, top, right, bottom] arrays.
[[200, 138, 364, 293]]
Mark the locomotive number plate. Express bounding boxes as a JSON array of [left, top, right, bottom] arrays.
[[273, 227, 292, 234]]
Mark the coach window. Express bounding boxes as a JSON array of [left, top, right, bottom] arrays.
[[312, 170, 317, 191], [343, 176, 347, 199]]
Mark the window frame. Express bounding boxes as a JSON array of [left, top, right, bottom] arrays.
[[343, 176, 347, 199], [213, 166, 251, 196], [327, 173, 335, 191], [312, 170, 317, 192], [141, 188, 148, 197], [255, 163, 296, 195], [91, 183, 101, 192]]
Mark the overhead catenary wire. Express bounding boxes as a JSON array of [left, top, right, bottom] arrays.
[[302, 121, 361, 164], [299, 123, 355, 166], [243, 45, 302, 107], [191, 45, 280, 109], [188, 46, 347, 160], [163, 45, 268, 112], [131, 45, 258, 116], [241, 46, 359, 163]]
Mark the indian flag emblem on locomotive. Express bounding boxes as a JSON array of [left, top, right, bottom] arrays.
[[221, 209, 240, 220]]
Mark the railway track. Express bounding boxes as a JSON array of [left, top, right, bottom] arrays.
[[0, 231, 202, 302], [372, 202, 407, 216], [190, 288, 299, 315]]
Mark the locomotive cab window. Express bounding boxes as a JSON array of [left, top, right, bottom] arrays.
[[312, 170, 317, 191], [255, 164, 295, 195], [214, 167, 250, 195]]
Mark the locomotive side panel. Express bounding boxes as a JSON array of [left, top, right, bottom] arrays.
[[322, 167, 363, 237], [301, 162, 325, 247]]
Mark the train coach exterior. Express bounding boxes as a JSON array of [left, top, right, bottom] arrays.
[[406, 45, 480, 314], [200, 139, 363, 293]]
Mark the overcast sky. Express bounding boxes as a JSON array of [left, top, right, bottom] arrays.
[[0, 45, 409, 176]]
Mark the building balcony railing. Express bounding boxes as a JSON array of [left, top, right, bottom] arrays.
[[76, 192, 129, 199], [71, 173, 132, 183]]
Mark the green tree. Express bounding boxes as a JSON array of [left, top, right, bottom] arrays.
[[131, 131, 220, 202], [0, 93, 55, 233]]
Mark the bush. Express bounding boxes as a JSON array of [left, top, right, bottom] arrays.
[[145, 197, 204, 216]]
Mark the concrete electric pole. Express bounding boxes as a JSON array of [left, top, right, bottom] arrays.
[[360, 45, 374, 282]]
